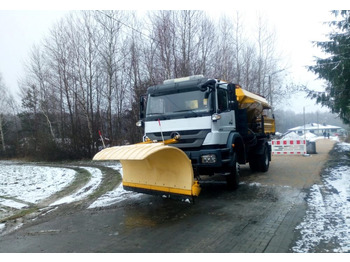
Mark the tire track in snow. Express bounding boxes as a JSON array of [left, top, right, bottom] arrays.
[[88, 163, 144, 209], [50, 167, 102, 206]]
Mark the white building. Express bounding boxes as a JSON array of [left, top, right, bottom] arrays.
[[287, 123, 346, 137]]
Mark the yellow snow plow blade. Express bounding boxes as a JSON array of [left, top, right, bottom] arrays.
[[93, 143, 201, 197]]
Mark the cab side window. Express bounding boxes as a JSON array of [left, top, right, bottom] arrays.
[[217, 88, 228, 112]]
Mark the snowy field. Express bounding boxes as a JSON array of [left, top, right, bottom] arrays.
[[0, 161, 143, 233], [0, 164, 76, 207], [292, 142, 350, 252], [0, 162, 144, 211]]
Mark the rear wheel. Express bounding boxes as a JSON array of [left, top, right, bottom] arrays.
[[249, 156, 259, 172], [249, 144, 270, 172], [259, 145, 270, 172], [226, 152, 240, 190]]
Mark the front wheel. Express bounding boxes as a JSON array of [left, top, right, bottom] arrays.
[[226, 152, 240, 190]]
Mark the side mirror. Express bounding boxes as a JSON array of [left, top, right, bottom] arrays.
[[227, 83, 238, 110], [139, 95, 146, 119], [199, 79, 216, 92]]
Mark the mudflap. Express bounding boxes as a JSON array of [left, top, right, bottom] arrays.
[[93, 143, 201, 197]]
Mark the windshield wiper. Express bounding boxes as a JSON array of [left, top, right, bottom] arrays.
[[173, 109, 199, 117], [148, 112, 164, 115], [173, 109, 194, 113]]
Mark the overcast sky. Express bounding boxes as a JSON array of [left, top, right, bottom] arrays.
[[0, 10, 69, 91], [0, 1, 348, 113]]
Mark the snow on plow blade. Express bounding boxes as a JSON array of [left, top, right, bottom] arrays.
[[93, 143, 201, 197]]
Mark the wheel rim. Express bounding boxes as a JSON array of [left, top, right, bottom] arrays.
[[236, 161, 240, 177]]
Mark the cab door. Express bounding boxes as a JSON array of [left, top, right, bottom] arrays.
[[217, 87, 235, 132]]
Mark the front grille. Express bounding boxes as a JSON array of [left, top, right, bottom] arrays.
[[151, 129, 204, 137], [146, 129, 211, 148]]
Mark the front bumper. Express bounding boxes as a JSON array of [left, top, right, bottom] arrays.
[[184, 147, 231, 168]]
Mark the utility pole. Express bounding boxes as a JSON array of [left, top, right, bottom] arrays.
[[303, 106, 306, 141], [269, 75, 272, 108]]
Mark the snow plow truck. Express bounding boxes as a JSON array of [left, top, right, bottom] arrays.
[[93, 75, 275, 198]]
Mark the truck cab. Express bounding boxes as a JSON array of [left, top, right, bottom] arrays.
[[138, 75, 275, 188]]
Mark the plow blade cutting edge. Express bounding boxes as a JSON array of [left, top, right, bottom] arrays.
[[93, 143, 201, 197]]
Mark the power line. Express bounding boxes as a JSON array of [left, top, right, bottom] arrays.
[[95, 10, 188, 56], [96, 10, 158, 44]]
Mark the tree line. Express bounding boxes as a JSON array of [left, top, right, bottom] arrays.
[[0, 10, 289, 160], [307, 10, 350, 124]]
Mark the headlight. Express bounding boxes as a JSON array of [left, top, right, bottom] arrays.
[[201, 154, 217, 164]]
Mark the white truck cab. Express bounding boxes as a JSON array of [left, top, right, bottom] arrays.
[[138, 75, 274, 188]]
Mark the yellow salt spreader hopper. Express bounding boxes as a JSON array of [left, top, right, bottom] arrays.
[[93, 137, 201, 198]]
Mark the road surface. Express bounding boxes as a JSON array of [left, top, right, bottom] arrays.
[[0, 139, 336, 252]]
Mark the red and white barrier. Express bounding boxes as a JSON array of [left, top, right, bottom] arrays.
[[271, 140, 306, 155]]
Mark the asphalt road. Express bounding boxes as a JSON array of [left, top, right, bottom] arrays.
[[0, 139, 336, 253]]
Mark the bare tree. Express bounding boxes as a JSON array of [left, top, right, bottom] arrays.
[[241, 44, 257, 90], [213, 15, 236, 80], [13, 10, 289, 160], [43, 16, 80, 149], [147, 10, 176, 80], [25, 45, 56, 139], [254, 13, 279, 97], [196, 15, 216, 76], [147, 10, 211, 80], [232, 11, 245, 84], [0, 73, 10, 152], [70, 11, 100, 154]]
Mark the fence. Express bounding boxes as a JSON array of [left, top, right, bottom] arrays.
[[271, 139, 307, 155]]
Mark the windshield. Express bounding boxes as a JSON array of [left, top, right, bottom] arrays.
[[146, 90, 212, 119]]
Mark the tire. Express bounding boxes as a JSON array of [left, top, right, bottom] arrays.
[[258, 145, 270, 172], [249, 144, 270, 172], [226, 152, 240, 190], [249, 156, 259, 172]]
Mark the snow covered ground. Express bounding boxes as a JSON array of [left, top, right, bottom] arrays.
[[282, 131, 340, 142], [0, 162, 144, 211], [0, 161, 143, 233], [86, 164, 144, 209], [292, 142, 350, 252], [0, 165, 76, 206]]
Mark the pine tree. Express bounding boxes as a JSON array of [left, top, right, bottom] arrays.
[[308, 10, 350, 124]]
